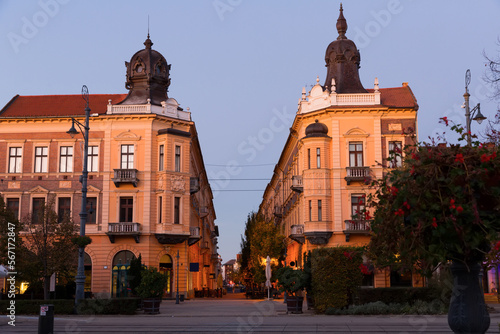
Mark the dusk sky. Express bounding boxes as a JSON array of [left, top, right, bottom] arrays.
[[1, 0, 500, 263]]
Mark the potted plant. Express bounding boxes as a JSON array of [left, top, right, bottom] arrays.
[[276, 266, 307, 314], [136, 267, 167, 314], [368, 121, 500, 333]]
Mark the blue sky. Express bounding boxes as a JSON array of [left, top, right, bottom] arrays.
[[1, 0, 500, 263]]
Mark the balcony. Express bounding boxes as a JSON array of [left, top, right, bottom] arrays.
[[155, 232, 190, 244], [345, 166, 371, 185], [200, 241, 210, 254], [199, 206, 209, 218], [289, 224, 305, 244], [343, 219, 371, 242], [106, 222, 141, 243], [190, 177, 200, 194], [188, 226, 201, 246], [112, 169, 139, 187], [291, 175, 303, 193]]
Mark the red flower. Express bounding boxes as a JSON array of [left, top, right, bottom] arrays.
[[495, 241, 500, 251], [481, 154, 490, 163], [394, 208, 405, 216], [390, 186, 399, 196], [456, 206, 463, 214], [410, 166, 415, 175], [359, 264, 371, 275], [343, 251, 352, 259], [440, 117, 449, 126], [403, 201, 410, 210], [432, 217, 438, 228], [454, 153, 464, 163], [411, 152, 420, 160], [449, 199, 456, 210], [364, 211, 372, 220]]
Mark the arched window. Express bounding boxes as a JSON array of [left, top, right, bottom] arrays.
[[111, 250, 135, 297], [159, 254, 173, 298]]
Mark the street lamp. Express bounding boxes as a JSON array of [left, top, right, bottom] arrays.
[[68, 85, 91, 307], [176, 250, 180, 304], [464, 69, 487, 146]]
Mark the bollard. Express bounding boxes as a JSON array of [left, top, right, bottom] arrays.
[[38, 304, 54, 334], [180, 294, 185, 302]]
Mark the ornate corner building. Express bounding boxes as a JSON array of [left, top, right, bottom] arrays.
[[0, 35, 219, 298], [258, 6, 419, 288]]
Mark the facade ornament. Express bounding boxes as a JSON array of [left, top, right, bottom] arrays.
[[331, 78, 336, 93], [171, 175, 185, 193], [374, 77, 379, 92]]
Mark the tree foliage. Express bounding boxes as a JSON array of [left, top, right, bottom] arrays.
[[238, 212, 285, 283], [19, 197, 79, 299], [367, 120, 500, 276]]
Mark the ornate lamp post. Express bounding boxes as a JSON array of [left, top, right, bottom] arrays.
[[67, 85, 91, 307], [464, 69, 487, 146]]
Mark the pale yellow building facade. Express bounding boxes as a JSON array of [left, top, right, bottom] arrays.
[[258, 7, 420, 287]]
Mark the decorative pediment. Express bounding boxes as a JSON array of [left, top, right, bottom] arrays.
[[114, 130, 141, 141], [344, 127, 369, 138], [28, 185, 49, 193], [87, 185, 101, 193]]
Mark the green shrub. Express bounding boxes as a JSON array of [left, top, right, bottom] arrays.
[[356, 287, 446, 305], [324, 300, 447, 315], [311, 246, 364, 312], [0, 299, 75, 315]]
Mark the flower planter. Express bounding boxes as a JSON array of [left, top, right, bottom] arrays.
[[286, 296, 303, 314], [143, 297, 162, 314], [448, 262, 490, 333]]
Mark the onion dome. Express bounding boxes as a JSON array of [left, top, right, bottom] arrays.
[[305, 120, 329, 138], [119, 34, 171, 106], [324, 4, 367, 93]]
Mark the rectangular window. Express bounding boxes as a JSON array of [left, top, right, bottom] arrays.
[[32, 198, 45, 224], [159, 145, 164, 171], [58, 197, 71, 223], [318, 200, 322, 221], [34, 146, 48, 173], [6, 198, 19, 221], [349, 142, 363, 167], [308, 200, 312, 221], [316, 148, 321, 168], [175, 146, 181, 172], [351, 194, 366, 220], [121, 145, 134, 169], [307, 149, 311, 169], [119, 197, 134, 222], [88, 146, 99, 172], [86, 197, 97, 224], [8, 147, 22, 173], [389, 141, 403, 168], [158, 196, 163, 224], [59, 146, 73, 173], [174, 197, 180, 224]]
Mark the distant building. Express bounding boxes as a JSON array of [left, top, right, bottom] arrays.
[[0, 36, 218, 298], [258, 6, 420, 287], [222, 259, 239, 283]]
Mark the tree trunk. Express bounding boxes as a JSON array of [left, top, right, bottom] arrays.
[[448, 262, 490, 333], [44, 275, 51, 300]]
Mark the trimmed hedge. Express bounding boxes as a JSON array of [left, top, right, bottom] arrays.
[[355, 287, 448, 306], [311, 246, 364, 312], [0, 298, 140, 315], [0, 299, 75, 315], [325, 299, 447, 315]]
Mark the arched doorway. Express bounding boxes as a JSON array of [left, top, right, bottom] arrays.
[[159, 254, 173, 298], [111, 250, 135, 298], [84, 253, 92, 295]]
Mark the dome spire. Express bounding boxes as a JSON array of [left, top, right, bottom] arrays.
[[336, 3, 347, 40]]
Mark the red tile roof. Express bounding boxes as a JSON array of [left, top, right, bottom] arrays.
[[0, 94, 128, 117], [367, 85, 419, 109]]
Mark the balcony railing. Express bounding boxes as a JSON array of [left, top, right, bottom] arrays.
[[345, 166, 371, 185], [289, 224, 305, 244], [188, 226, 201, 246], [291, 175, 303, 193], [343, 219, 371, 242], [106, 222, 141, 243], [112, 169, 139, 187]]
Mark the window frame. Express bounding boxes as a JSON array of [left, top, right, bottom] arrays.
[[388, 140, 403, 168], [59, 146, 74, 173], [159, 145, 164, 171], [351, 194, 366, 220], [86, 197, 97, 224], [349, 142, 364, 167], [8, 147, 22, 174], [316, 148, 321, 168], [120, 144, 134, 170], [32, 197, 45, 224], [57, 197, 72, 223], [174, 197, 180, 224], [6, 198, 20, 221], [88, 145, 99, 173], [34, 146, 48, 173], [318, 200, 322, 221]]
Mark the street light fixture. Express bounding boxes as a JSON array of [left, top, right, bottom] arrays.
[[464, 69, 487, 146], [68, 85, 91, 308]]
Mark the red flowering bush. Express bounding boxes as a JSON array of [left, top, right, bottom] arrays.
[[367, 125, 500, 276]]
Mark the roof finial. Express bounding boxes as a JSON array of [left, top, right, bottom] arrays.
[[144, 15, 153, 49], [336, 3, 347, 40], [147, 15, 150, 39]]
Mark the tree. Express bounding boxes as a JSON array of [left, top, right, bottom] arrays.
[[367, 122, 500, 276], [19, 197, 79, 299], [0, 197, 23, 268], [128, 254, 144, 296], [238, 212, 285, 284]]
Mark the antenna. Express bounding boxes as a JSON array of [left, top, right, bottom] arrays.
[[147, 15, 150, 38]]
